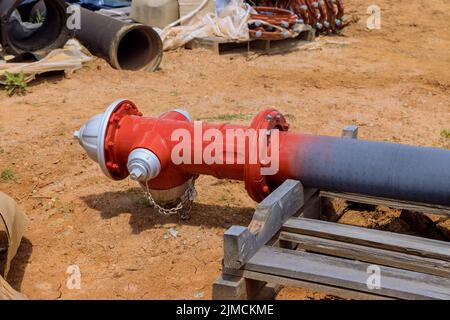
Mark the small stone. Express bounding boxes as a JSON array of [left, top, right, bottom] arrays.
[[168, 228, 178, 238], [194, 292, 204, 298]]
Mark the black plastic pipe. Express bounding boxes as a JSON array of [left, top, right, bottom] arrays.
[[275, 134, 450, 206], [74, 7, 163, 71], [0, 0, 69, 57]]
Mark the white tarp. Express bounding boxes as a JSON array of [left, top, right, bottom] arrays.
[[161, 0, 252, 50]]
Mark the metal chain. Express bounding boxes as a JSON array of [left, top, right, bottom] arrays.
[[143, 179, 197, 219]]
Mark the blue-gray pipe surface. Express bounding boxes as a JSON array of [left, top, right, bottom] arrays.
[[278, 135, 450, 206]]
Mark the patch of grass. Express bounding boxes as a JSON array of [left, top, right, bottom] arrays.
[[1, 169, 14, 182], [33, 10, 45, 24], [441, 129, 450, 139], [198, 113, 253, 122], [4, 71, 28, 96]]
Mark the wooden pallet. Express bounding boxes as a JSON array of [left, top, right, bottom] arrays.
[[213, 126, 450, 300], [185, 24, 316, 54]]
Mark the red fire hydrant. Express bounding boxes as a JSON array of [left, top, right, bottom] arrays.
[[75, 99, 450, 214], [74, 99, 290, 206]]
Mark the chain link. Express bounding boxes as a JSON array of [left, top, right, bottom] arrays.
[[143, 179, 197, 219]]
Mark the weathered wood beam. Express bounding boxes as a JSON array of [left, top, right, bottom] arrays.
[[223, 180, 305, 269], [279, 231, 450, 277], [320, 191, 450, 218], [246, 246, 450, 300], [283, 217, 450, 261]]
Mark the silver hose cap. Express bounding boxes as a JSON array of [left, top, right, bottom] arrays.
[[127, 148, 161, 182]]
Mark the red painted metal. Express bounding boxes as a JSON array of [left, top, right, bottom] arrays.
[[271, 0, 347, 32], [244, 108, 289, 201], [250, 7, 298, 25], [249, 7, 299, 40]]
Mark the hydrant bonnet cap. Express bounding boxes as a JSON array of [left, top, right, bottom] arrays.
[[74, 99, 128, 179], [73, 113, 104, 163]]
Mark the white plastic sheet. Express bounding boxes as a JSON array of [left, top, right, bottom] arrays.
[[161, 0, 252, 51]]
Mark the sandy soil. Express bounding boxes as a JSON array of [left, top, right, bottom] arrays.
[[0, 0, 449, 299]]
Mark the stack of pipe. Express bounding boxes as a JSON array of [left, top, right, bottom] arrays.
[[249, 7, 301, 40], [256, 0, 347, 33]]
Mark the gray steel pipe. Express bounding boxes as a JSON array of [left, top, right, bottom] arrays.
[[275, 134, 450, 206], [74, 7, 163, 71]]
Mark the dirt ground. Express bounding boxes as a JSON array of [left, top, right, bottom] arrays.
[[0, 0, 449, 300]]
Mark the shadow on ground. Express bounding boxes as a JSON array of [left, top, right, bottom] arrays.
[[81, 188, 255, 234]]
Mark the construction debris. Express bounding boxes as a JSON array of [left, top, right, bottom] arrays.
[[161, 0, 251, 50]]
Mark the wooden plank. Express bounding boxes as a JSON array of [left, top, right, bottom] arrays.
[[249, 40, 271, 51], [185, 38, 220, 54], [297, 25, 315, 41], [341, 125, 359, 139], [283, 217, 450, 261], [212, 274, 280, 300], [185, 37, 249, 55], [212, 274, 248, 300], [186, 26, 315, 55], [223, 180, 304, 269], [279, 232, 450, 277], [224, 269, 392, 300], [299, 191, 321, 219], [245, 246, 450, 300], [320, 191, 450, 218], [294, 187, 318, 218]]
